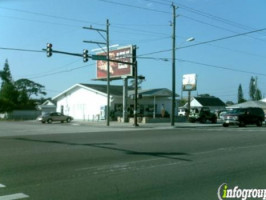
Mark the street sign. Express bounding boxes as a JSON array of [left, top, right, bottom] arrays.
[[92, 55, 107, 61]]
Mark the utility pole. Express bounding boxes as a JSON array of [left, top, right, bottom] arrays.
[[83, 19, 111, 126], [134, 59, 138, 127], [106, 19, 110, 126], [171, 4, 176, 127]]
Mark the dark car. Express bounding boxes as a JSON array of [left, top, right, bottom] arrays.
[[37, 112, 73, 124], [223, 107, 264, 127], [189, 107, 217, 123]]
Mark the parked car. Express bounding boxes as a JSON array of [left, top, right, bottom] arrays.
[[218, 110, 228, 121], [189, 107, 217, 123], [222, 107, 265, 127], [37, 112, 73, 124]]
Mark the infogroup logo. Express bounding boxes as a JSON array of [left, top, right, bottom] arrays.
[[217, 183, 266, 200]]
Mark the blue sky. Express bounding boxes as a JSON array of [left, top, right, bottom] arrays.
[[0, 0, 265, 102]]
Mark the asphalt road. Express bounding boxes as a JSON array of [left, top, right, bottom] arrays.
[[1, 122, 266, 200]]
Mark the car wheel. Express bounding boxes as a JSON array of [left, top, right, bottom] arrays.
[[200, 117, 206, 123], [256, 120, 262, 127], [66, 118, 71, 123], [47, 119, 52, 124], [212, 118, 217, 124], [189, 118, 195, 123], [41, 121, 45, 124], [223, 123, 229, 127], [239, 121, 245, 127]]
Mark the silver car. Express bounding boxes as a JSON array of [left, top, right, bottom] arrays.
[[37, 112, 73, 124]]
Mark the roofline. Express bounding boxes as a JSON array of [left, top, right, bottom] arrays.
[[52, 84, 107, 101]]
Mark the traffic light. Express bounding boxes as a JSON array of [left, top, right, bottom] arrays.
[[83, 49, 89, 62], [46, 43, 52, 57]]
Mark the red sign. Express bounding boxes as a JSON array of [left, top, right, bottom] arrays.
[[96, 45, 134, 79]]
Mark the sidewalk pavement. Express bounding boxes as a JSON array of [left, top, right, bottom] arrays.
[[74, 120, 223, 130]]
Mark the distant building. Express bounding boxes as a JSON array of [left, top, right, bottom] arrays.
[[183, 96, 226, 112], [52, 83, 177, 121], [37, 99, 56, 114], [227, 100, 266, 114]]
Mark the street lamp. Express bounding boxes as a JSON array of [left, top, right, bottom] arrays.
[[186, 37, 195, 42]]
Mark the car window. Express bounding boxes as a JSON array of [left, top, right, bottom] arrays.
[[229, 109, 245, 114]]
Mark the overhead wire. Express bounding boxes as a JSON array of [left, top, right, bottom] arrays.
[[139, 27, 266, 56]]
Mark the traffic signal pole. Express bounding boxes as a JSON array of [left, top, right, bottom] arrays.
[[45, 19, 138, 127]]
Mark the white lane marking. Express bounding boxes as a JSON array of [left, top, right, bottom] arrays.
[[0, 184, 6, 188], [0, 193, 29, 200]]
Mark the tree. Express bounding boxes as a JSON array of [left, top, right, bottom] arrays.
[[255, 89, 262, 100], [0, 61, 47, 111], [0, 60, 18, 111], [249, 76, 256, 100], [237, 84, 246, 103], [15, 78, 46, 100], [0, 60, 13, 86], [249, 76, 262, 101]]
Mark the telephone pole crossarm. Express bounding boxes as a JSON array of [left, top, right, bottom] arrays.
[[83, 40, 107, 45], [83, 26, 107, 33]]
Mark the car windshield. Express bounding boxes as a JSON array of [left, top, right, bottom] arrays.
[[228, 109, 246, 114]]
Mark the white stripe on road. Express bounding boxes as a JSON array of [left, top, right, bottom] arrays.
[[0, 193, 29, 200], [0, 184, 6, 188]]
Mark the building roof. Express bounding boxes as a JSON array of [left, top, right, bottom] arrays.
[[53, 84, 176, 101], [128, 88, 176, 97], [80, 84, 123, 96], [227, 101, 266, 109], [194, 97, 226, 107], [53, 83, 124, 101]]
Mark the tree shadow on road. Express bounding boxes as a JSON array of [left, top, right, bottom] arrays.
[[14, 137, 192, 162]]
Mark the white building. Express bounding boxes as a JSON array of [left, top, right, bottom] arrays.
[[52, 83, 176, 121], [182, 96, 226, 113]]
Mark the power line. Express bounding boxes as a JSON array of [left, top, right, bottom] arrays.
[[0, 47, 42, 53], [21, 59, 81, 79], [29, 63, 95, 80], [96, 0, 170, 14], [0, 6, 105, 26], [140, 27, 266, 56], [137, 56, 266, 77], [156, 0, 261, 32], [176, 58, 266, 77], [0, 14, 81, 28]]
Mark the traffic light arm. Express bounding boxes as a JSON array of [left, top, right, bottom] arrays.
[[42, 48, 134, 65], [42, 49, 84, 57]]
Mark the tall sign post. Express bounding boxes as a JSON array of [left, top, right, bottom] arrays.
[[182, 73, 197, 117]]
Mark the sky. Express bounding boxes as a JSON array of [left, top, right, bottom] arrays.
[[0, 0, 265, 103]]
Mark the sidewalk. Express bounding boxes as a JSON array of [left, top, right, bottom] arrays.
[[74, 120, 222, 130]]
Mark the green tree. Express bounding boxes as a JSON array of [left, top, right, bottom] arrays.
[[255, 89, 262, 100], [249, 76, 256, 100], [0, 60, 18, 111], [0, 61, 47, 111], [0, 60, 13, 86], [237, 84, 246, 103], [15, 78, 46, 100], [249, 76, 262, 101]]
